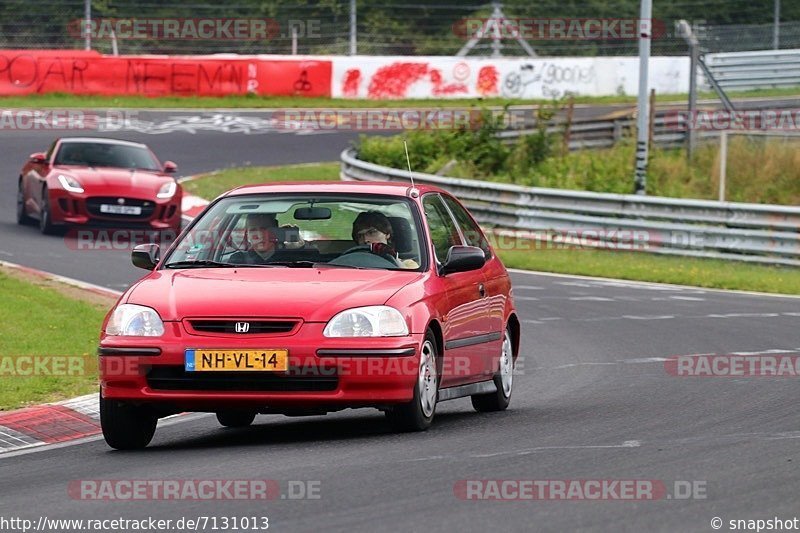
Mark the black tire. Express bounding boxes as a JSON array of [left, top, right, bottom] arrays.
[[16, 179, 33, 225], [386, 329, 439, 432], [216, 410, 257, 428], [100, 392, 157, 450], [39, 185, 56, 235], [471, 326, 514, 413]]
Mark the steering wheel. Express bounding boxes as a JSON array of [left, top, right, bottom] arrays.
[[333, 244, 401, 267]]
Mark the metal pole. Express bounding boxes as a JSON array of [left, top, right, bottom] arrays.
[[292, 27, 298, 55], [688, 31, 698, 158], [110, 29, 118, 56], [349, 0, 357, 56], [491, 3, 502, 58], [634, 0, 652, 195], [719, 131, 727, 202], [773, 0, 780, 50], [84, 0, 91, 51]]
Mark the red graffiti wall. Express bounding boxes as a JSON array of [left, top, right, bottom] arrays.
[[0, 50, 332, 97]]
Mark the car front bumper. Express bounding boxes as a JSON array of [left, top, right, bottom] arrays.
[[99, 323, 422, 412], [49, 188, 182, 230]]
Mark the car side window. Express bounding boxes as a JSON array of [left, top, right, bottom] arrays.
[[422, 195, 462, 263], [442, 195, 492, 259]]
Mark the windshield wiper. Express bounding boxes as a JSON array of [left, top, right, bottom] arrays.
[[164, 260, 237, 269], [313, 263, 370, 270], [266, 261, 317, 268]]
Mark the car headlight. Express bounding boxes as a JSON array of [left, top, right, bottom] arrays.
[[106, 304, 165, 336], [157, 181, 177, 199], [57, 174, 84, 193], [323, 306, 409, 337]]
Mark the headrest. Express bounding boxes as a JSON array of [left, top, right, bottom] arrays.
[[388, 216, 413, 254]]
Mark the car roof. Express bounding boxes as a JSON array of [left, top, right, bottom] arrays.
[[57, 137, 148, 148], [223, 181, 449, 198]]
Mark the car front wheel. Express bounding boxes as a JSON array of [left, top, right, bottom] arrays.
[[471, 326, 514, 412], [39, 185, 56, 235], [100, 392, 157, 450], [16, 179, 33, 225], [386, 330, 438, 432]]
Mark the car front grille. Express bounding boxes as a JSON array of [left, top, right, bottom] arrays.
[[146, 366, 338, 392], [86, 197, 155, 219], [188, 320, 299, 335]]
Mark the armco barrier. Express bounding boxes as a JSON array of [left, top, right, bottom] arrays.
[[704, 49, 800, 92], [341, 148, 800, 266], [0, 50, 331, 97]]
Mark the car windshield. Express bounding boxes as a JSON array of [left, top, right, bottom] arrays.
[[54, 142, 161, 171], [163, 193, 425, 271]]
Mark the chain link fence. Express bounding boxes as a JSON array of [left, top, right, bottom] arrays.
[[0, 1, 798, 57]]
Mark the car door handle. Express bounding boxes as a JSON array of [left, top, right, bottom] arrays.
[[478, 284, 486, 298]]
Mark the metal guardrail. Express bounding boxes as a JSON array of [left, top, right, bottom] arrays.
[[704, 49, 800, 91], [341, 148, 800, 267]]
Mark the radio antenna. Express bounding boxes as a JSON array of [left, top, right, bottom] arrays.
[[403, 138, 416, 190]]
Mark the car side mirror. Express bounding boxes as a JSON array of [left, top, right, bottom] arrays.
[[163, 161, 178, 173], [440, 245, 485, 275], [132, 243, 160, 270], [29, 152, 47, 164]]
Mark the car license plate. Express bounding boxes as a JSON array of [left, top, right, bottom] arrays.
[[100, 204, 142, 215], [184, 349, 288, 372]]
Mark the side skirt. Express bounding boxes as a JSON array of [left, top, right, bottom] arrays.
[[438, 380, 496, 402]]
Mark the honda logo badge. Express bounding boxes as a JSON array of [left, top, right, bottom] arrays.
[[234, 322, 250, 333]]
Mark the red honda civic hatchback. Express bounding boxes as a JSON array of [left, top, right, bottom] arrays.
[[17, 137, 182, 235], [99, 181, 519, 449]]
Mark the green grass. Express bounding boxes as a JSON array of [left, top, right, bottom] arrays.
[[496, 243, 800, 295], [182, 161, 340, 199], [184, 163, 800, 295], [0, 271, 111, 410], [1, 86, 798, 108]]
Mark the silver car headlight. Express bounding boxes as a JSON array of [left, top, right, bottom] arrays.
[[106, 304, 165, 336], [57, 174, 84, 193], [323, 306, 409, 337], [157, 181, 177, 199]]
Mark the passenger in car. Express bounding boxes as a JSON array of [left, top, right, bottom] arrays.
[[231, 213, 306, 264], [351, 211, 419, 269]]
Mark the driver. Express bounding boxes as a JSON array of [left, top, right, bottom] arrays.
[[231, 213, 305, 264], [351, 211, 419, 269]]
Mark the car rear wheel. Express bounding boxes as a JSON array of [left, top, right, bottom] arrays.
[[16, 179, 33, 225], [471, 326, 514, 412], [386, 330, 438, 432], [100, 392, 157, 450], [39, 185, 56, 235], [216, 410, 257, 428]]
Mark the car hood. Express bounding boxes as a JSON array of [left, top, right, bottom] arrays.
[[126, 267, 424, 322], [54, 166, 172, 194]]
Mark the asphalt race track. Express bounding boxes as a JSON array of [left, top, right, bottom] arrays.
[[2, 110, 800, 532]]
